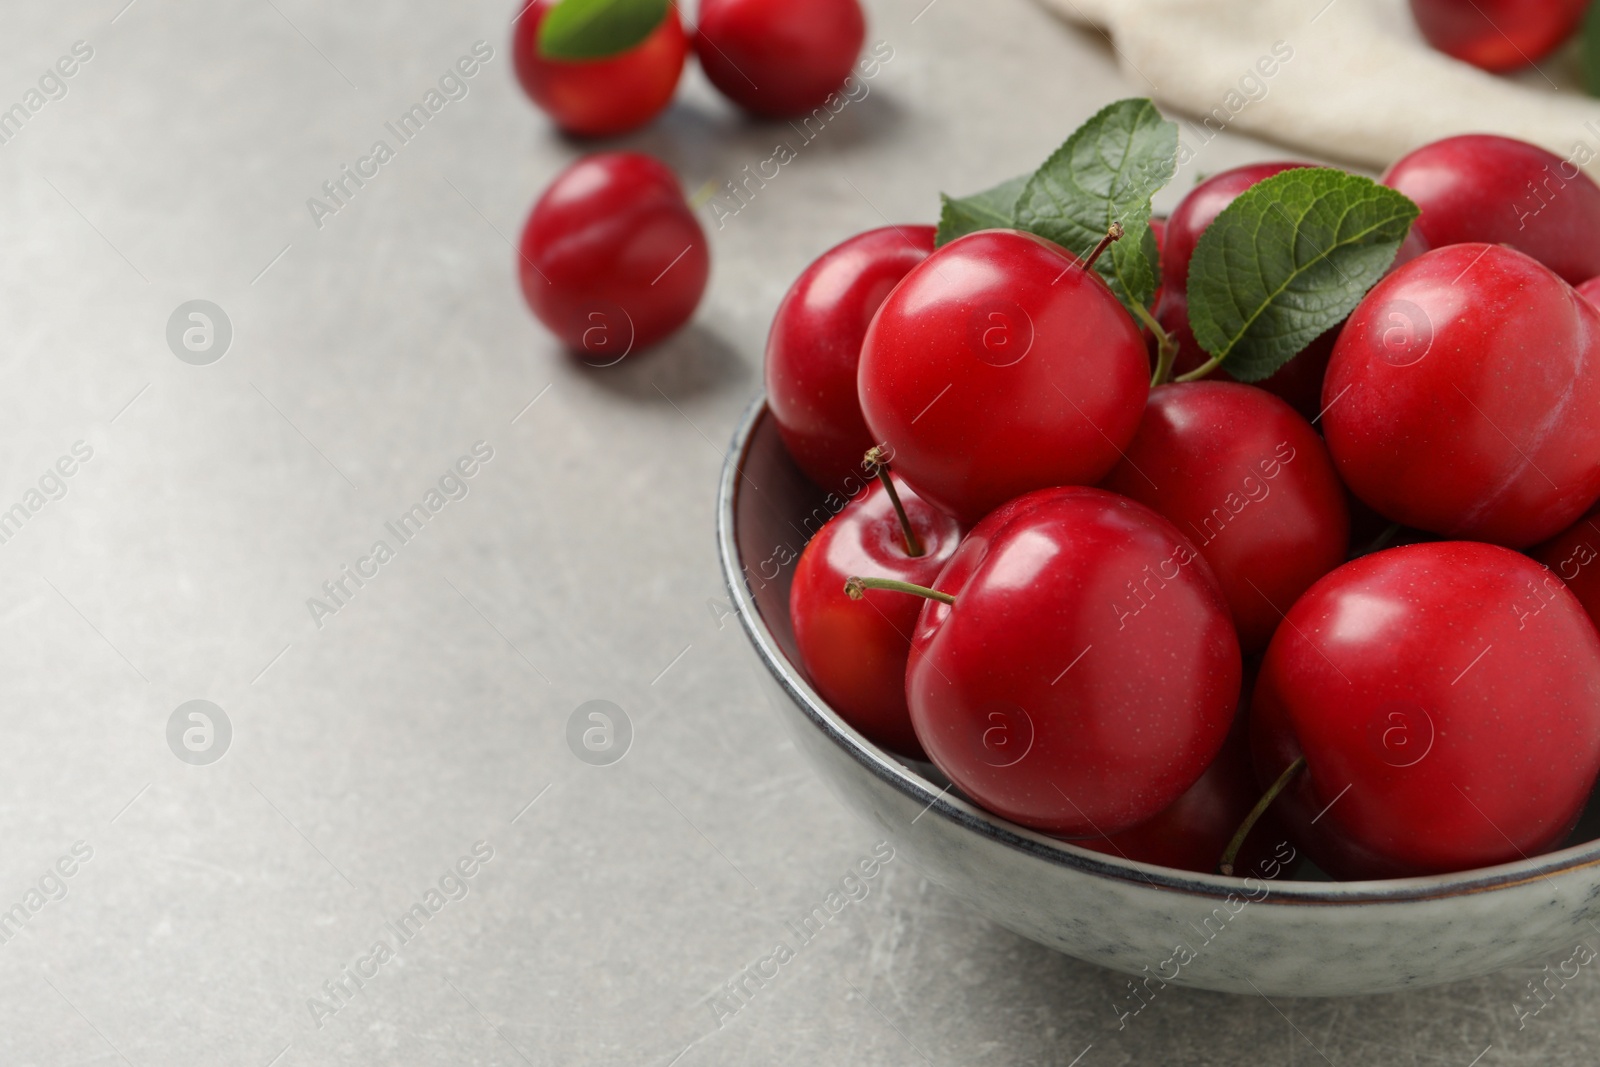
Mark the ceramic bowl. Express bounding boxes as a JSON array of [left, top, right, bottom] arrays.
[[716, 396, 1600, 997]]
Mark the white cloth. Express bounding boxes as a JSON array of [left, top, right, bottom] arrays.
[[1037, 0, 1600, 178]]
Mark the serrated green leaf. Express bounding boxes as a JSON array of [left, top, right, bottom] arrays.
[[1185, 168, 1420, 382], [936, 174, 1029, 247], [537, 0, 671, 61], [1140, 219, 1159, 273], [1013, 98, 1178, 314], [1105, 229, 1157, 313], [1585, 0, 1600, 97]]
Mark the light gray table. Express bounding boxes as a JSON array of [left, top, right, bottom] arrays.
[[0, 0, 1590, 1063]]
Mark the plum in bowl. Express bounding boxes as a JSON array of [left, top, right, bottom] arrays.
[[716, 396, 1600, 997]]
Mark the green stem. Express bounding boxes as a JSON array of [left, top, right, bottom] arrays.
[[1132, 301, 1178, 387], [864, 447, 923, 558], [844, 576, 955, 605], [1175, 353, 1225, 383], [1218, 755, 1306, 877]]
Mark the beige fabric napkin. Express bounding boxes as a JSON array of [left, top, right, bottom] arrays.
[[1037, 0, 1600, 178]]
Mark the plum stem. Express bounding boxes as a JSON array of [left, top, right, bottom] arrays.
[[1218, 755, 1306, 876], [1083, 222, 1124, 271], [1133, 302, 1179, 386], [864, 447, 923, 558], [1175, 353, 1225, 383], [844, 576, 955, 605]]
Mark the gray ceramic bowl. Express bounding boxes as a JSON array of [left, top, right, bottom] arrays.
[[717, 395, 1600, 997]]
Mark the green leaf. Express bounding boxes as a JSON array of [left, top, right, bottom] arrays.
[[1140, 218, 1160, 275], [1013, 98, 1178, 314], [1185, 168, 1420, 382], [537, 0, 671, 61], [1585, 0, 1600, 97], [936, 174, 1029, 247]]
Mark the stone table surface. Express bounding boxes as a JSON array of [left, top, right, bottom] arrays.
[[0, 0, 1593, 1064]]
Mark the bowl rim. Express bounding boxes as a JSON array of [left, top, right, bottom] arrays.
[[717, 393, 1600, 906]]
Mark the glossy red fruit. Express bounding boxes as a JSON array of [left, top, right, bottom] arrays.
[[1077, 706, 1289, 876], [695, 0, 867, 118], [512, 0, 689, 137], [1383, 134, 1600, 285], [1322, 243, 1600, 547], [904, 486, 1240, 837], [790, 477, 960, 758], [766, 226, 936, 491], [1252, 541, 1600, 878], [1579, 275, 1600, 308], [1532, 505, 1600, 629], [1409, 0, 1587, 71], [519, 152, 709, 362], [1101, 382, 1349, 653], [857, 230, 1150, 525]]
